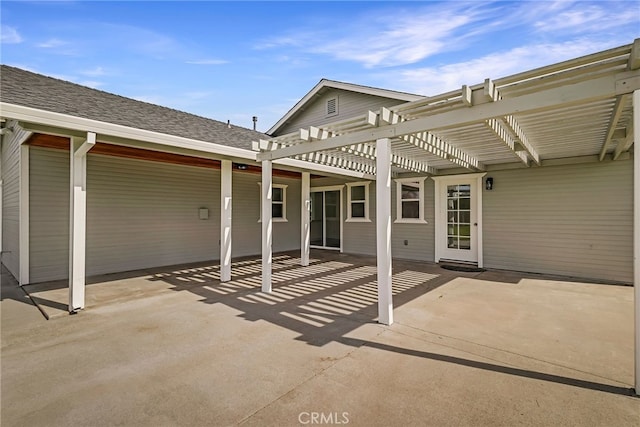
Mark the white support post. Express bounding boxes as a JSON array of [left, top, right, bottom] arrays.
[[301, 171, 311, 266], [376, 138, 393, 325], [19, 145, 29, 285], [633, 89, 640, 394], [69, 133, 95, 312], [220, 160, 232, 282], [261, 160, 273, 292]]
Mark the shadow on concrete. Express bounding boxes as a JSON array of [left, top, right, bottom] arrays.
[[13, 250, 632, 397], [148, 250, 633, 397], [338, 337, 636, 397], [152, 251, 457, 347]]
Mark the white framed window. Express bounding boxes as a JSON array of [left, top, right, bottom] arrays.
[[345, 181, 371, 222], [395, 177, 427, 224], [258, 183, 288, 222], [326, 96, 338, 117]]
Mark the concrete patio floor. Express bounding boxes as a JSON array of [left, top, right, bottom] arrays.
[[1, 251, 639, 426]]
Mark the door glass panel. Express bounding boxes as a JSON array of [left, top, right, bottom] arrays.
[[310, 192, 324, 246], [325, 191, 340, 248], [459, 238, 471, 250], [446, 184, 471, 251]]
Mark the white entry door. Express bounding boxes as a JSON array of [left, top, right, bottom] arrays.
[[433, 174, 485, 266]]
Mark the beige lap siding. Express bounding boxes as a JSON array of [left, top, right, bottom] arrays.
[[231, 171, 301, 258], [85, 154, 220, 276], [29, 148, 220, 282], [29, 147, 69, 282], [0, 126, 31, 278], [482, 159, 633, 283], [29, 147, 303, 282]]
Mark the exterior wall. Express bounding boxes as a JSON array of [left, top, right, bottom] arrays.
[[25, 144, 634, 284], [1, 126, 30, 279], [85, 154, 222, 276], [310, 175, 435, 261], [313, 159, 632, 283], [482, 160, 633, 283], [275, 90, 407, 136], [231, 171, 301, 257], [30, 147, 69, 282], [28, 148, 302, 282]]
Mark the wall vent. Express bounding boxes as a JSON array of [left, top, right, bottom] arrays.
[[326, 97, 338, 117]]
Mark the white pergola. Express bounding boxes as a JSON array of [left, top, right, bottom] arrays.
[[253, 40, 640, 392]]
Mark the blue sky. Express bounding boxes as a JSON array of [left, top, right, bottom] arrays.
[[1, 1, 638, 132]]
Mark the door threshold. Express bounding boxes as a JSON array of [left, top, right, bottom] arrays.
[[438, 258, 478, 267], [438, 259, 485, 272]]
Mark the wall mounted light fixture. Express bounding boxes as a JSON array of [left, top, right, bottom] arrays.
[[485, 177, 494, 191]]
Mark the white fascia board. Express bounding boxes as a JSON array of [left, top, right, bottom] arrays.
[[0, 102, 256, 161], [1, 102, 371, 179]]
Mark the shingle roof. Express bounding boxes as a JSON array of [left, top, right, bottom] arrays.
[[0, 65, 267, 150]]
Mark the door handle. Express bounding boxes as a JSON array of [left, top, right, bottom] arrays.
[[474, 223, 478, 226]]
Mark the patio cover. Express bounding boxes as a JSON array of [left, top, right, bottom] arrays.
[[253, 40, 640, 393]]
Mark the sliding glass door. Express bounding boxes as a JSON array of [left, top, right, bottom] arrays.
[[310, 187, 342, 250]]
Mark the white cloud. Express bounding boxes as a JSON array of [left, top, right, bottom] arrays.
[[533, 2, 637, 33], [393, 39, 616, 96], [1, 26, 23, 44], [186, 59, 228, 65], [37, 38, 68, 48], [257, 3, 489, 68]]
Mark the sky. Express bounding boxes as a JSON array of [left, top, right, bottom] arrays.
[[0, 1, 638, 132]]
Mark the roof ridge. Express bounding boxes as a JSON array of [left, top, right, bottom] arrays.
[[318, 78, 425, 98]]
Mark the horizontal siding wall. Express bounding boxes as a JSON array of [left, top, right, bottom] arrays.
[[30, 147, 69, 282], [231, 172, 302, 257], [311, 176, 435, 261], [392, 178, 435, 261], [28, 150, 304, 282], [1, 126, 30, 278], [483, 160, 633, 283], [86, 154, 220, 276], [277, 90, 407, 135]]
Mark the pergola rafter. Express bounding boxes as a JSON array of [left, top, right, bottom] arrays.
[[482, 79, 541, 165], [380, 107, 484, 171], [600, 94, 631, 160], [302, 124, 437, 175]]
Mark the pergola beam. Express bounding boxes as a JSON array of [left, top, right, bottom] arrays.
[[257, 73, 637, 162], [255, 138, 376, 175]]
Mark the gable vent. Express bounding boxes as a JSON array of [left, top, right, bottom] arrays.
[[326, 97, 338, 116]]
